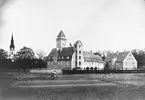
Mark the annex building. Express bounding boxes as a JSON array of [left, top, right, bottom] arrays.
[[46, 30, 104, 70], [104, 51, 137, 70]]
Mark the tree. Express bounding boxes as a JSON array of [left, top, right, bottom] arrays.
[[102, 54, 106, 61], [0, 48, 8, 59], [132, 49, 145, 69], [15, 46, 35, 60], [104, 62, 110, 73], [36, 49, 46, 59]]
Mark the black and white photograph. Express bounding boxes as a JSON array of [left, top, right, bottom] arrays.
[[0, 0, 145, 100]]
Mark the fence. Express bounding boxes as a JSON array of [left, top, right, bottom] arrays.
[[62, 69, 145, 74]]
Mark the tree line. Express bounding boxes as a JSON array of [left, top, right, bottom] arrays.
[[0, 46, 47, 71]]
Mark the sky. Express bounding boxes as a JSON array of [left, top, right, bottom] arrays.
[[0, 0, 145, 54]]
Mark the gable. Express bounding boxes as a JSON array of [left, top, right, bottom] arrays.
[[74, 40, 83, 46], [123, 52, 137, 63]]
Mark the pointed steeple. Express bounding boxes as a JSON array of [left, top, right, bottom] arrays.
[[57, 30, 66, 38], [10, 33, 15, 50]]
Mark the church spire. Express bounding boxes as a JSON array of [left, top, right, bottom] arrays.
[[10, 33, 15, 50]]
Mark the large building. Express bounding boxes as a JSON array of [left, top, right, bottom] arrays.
[[104, 51, 137, 70], [47, 30, 104, 70]]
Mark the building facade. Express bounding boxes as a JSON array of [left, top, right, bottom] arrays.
[[47, 30, 104, 70], [105, 51, 137, 70]]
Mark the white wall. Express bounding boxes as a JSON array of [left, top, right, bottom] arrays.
[[71, 52, 76, 69], [98, 63, 104, 70], [76, 41, 83, 68], [82, 62, 104, 69], [123, 52, 137, 70]]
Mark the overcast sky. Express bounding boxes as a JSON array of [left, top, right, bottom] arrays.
[[0, 0, 145, 54]]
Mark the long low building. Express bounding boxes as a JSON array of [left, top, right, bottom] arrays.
[[46, 30, 105, 70]]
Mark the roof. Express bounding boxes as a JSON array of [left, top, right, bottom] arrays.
[[104, 53, 115, 62], [47, 47, 75, 61], [104, 51, 130, 63], [116, 52, 129, 62], [83, 51, 104, 63], [57, 30, 66, 38], [74, 40, 83, 46]]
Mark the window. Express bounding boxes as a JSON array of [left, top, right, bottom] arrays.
[[79, 51, 81, 54], [79, 62, 81, 65], [59, 57, 60, 59], [62, 56, 63, 59], [79, 45, 81, 48], [66, 56, 69, 59], [79, 56, 81, 59]]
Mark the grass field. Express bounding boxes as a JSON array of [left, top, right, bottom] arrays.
[[1, 72, 145, 100]]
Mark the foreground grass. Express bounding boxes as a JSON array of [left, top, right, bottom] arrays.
[[2, 73, 145, 100]]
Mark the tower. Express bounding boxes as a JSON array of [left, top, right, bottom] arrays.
[[9, 33, 15, 60], [74, 40, 83, 68], [56, 30, 67, 49]]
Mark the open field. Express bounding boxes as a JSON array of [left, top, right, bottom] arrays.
[[1, 83, 145, 100], [1, 72, 145, 100]]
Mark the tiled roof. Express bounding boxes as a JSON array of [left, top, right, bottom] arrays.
[[104, 53, 115, 62], [47, 47, 75, 61], [83, 51, 104, 63], [116, 52, 129, 62], [57, 30, 66, 38], [104, 52, 130, 63]]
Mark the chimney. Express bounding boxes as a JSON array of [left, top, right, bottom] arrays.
[[70, 43, 72, 47]]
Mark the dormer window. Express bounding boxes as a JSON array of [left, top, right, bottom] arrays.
[[66, 56, 69, 59]]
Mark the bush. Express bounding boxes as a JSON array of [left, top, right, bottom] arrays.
[[90, 67, 93, 70], [94, 67, 97, 70], [86, 67, 89, 71]]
